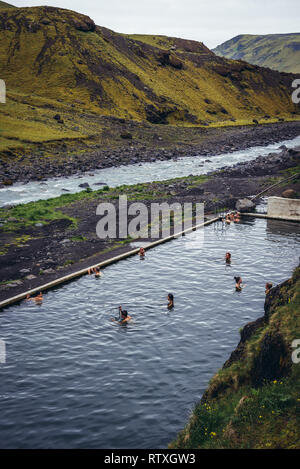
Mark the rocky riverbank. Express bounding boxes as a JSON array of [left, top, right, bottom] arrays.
[[1, 121, 300, 187], [0, 141, 299, 303]]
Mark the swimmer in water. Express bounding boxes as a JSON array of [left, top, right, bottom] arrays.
[[26, 291, 43, 303], [139, 247, 145, 258], [113, 305, 132, 324], [265, 282, 273, 295], [234, 276, 243, 291], [225, 214, 231, 224], [167, 293, 174, 309], [225, 252, 231, 264]]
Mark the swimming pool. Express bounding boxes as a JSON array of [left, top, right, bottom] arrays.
[[0, 218, 299, 448]]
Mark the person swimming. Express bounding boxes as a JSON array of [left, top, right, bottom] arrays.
[[234, 276, 243, 291], [265, 282, 273, 295], [26, 291, 43, 303], [167, 293, 174, 309], [139, 247, 145, 258], [114, 305, 132, 324], [225, 252, 231, 264], [225, 214, 231, 224]]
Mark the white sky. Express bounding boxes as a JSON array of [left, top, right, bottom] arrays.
[[12, 0, 300, 49]]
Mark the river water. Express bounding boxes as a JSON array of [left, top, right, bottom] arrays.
[[0, 218, 299, 448], [1, 135, 300, 207]]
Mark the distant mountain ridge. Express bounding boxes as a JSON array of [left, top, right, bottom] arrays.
[[213, 33, 300, 73]]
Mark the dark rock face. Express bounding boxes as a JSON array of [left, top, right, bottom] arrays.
[[250, 332, 291, 387], [145, 104, 171, 124], [120, 132, 133, 140], [72, 16, 95, 32], [264, 279, 291, 322], [157, 50, 183, 69], [223, 316, 266, 369]]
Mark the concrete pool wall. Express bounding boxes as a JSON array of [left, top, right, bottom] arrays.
[[0, 216, 220, 310], [1, 210, 300, 311], [267, 197, 300, 221]]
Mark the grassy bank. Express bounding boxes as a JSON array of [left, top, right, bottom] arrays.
[[0, 174, 210, 231]]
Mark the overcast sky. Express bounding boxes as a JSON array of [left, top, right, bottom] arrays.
[[13, 0, 300, 49]]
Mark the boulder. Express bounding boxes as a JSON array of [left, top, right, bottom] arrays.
[[281, 189, 298, 199], [25, 274, 37, 280], [73, 16, 95, 32], [236, 198, 255, 212], [42, 268, 56, 275]]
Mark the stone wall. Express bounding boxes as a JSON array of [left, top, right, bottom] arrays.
[[267, 197, 300, 221]]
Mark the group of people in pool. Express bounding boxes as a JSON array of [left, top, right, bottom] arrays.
[[25, 230, 273, 316], [114, 293, 174, 325], [225, 251, 245, 291], [224, 211, 241, 224], [226, 251, 273, 294]]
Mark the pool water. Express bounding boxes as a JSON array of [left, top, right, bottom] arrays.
[[0, 218, 299, 448]]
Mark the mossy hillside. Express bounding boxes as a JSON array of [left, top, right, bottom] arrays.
[[0, 6, 299, 155], [213, 33, 300, 74], [171, 266, 300, 449]]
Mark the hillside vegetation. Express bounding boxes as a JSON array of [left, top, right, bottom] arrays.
[[213, 33, 300, 74], [0, 6, 299, 157], [171, 265, 300, 449]]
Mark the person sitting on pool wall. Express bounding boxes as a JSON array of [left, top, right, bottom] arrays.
[[88, 267, 102, 278], [234, 212, 241, 223], [167, 293, 174, 309], [26, 291, 43, 303], [234, 276, 243, 291], [265, 282, 273, 295]]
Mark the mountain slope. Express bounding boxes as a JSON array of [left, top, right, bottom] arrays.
[[0, 1, 15, 8], [0, 6, 299, 156], [213, 33, 300, 73]]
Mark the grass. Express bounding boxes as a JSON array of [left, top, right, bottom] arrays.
[[171, 266, 300, 449], [0, 174, 207, 232]]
